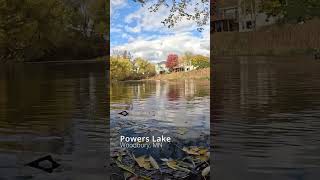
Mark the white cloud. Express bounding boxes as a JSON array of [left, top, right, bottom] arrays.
[[111, 0, 210, 62], [111, 0, 126, 6], [124, 0, 208, 34], [111, 0, 127, 16], [125, 25, 141, 33], [110, 27, 122, 33], [111, 32, 209, 63]]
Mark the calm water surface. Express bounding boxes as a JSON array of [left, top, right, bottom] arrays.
[[110, 80, 210, 159], [213, 57, 320, 180], [0, 62, 108, 180]]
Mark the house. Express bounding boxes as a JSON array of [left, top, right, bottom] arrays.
[[212, 0, 239, 32], [155, 61, 169, 74], [212, 0, 279, 32], [238, 0, 279, 32], [181, 59, 196, 72], [155, 60, 196, 74]]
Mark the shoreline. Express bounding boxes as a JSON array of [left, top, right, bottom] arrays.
[[111, 68, 210, 82], [148, 68, 210, 81]]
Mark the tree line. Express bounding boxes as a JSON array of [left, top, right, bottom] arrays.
[[239, 0, 320, 24], [110, 51, 156, 81], [110, 51, 210, 81], [0, 0, 108, 62], [165, 52, 210, 71]]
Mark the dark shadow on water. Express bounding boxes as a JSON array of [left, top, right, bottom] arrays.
[[213, 56, 320, 180], [0, 62, 109, 180]]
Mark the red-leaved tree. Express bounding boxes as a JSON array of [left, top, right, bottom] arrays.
[[166, 54, 179, 71]]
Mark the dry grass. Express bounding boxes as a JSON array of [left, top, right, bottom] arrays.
[[149, 68, 210, 81], [212, 19, 320, 56]]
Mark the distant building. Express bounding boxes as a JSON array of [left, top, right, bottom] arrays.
[[238, 0, 279, 32], [212, 0, 279, 32], [155, 61, 169, 74], [155, 60, 196, 74], [181, 59, 196, 72], [212, 0, 239, 32]]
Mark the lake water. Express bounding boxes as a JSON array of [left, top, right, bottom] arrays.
[[110, 80, 210, 158], [110, 80, 210, 179], [0, 62, 108, 180], [213, 56, 320, 180], [5, 56, 318, 179]]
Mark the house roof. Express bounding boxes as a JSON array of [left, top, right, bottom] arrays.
[[157, 61, 166, 65]]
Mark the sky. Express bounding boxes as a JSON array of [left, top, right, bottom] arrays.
[[110, 0, 210, 63]]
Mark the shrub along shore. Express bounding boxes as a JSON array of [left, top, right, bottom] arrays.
[[110, 52, 210, 81], [149, 68, 210, 81]]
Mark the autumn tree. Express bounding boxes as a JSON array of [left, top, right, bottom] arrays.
[[166, 54, 179, 71], [191, 55, 209, 69]]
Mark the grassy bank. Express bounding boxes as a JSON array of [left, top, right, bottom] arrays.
[[149, 68, 210, 81], [212, 19, 320, 56]]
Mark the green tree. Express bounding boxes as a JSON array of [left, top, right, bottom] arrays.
[[0, 0, 107, 62], [110, 56, 133, 81], [134, 57, 156, 78], [259, 0, 285, 18], [260, 0, 320, 23], [191, 55, 209, 69], [0, 0, 70, 61]]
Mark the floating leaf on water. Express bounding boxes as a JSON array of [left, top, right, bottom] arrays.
[[182, 146, 200, 155], [177, 166, 191, 173], [116, 151, 127, 162], [160, 158, 170, 162], [115, 161, 135, 175], [149, 156, 160, 169], [139, 175, 152, 180], [124, 172, 133, 179], [192, 158, 203, 164], [166, 160, 191, 173], [117, 154, 123, 162], [201, 166, 210, 177], [173, 170, 190, 179], [177, 160, 194, 169], [182, 157, 196, 168], [176, 127, 188, 135], [198, 148, 208, 155], [133, 155, 151, 170], [198, 150, 210, 162], [198, 155, 209, 162], [166, 160, 178, 170]]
